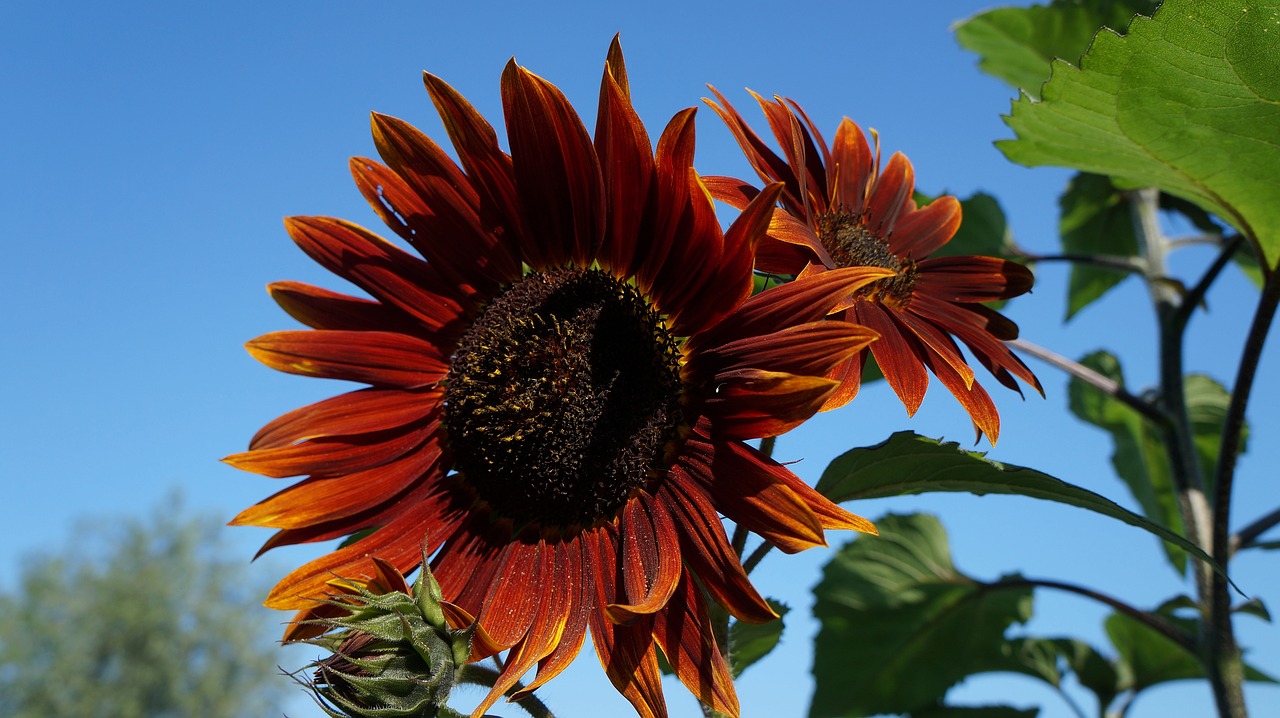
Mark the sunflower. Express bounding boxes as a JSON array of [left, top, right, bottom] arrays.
[[227, 39, 885, 718], [704, 89, 1042, 442]]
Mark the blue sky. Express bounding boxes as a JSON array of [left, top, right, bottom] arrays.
[[2, 1, 1277, 717]]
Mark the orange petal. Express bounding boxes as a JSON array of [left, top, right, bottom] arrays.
[[855, 302, 930, 416], [224, 419, 436, 480], [267, 281, 418, 334], [892, 195, 961, 259], [249, 386, 438, 451]]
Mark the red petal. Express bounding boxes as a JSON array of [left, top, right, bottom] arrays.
[[818, 351, 865, 411], [501, 60, 604, 268], [245, 330, 447, 388], [831, 118, 875, 214], [231, 435, 443, 527], [606, 494, 681, 622], [914, 255, 1035, 302], [263, 483, 463, 610], [514, 532, 595, 698], [587, 610, 666, 718], [661, 455, 777, 623], [854, 302, 930, 415], [704, 86, 799, 211], [284, 216, 464, 333], [249, 387, 438, 451], [267, 281, 420, 335], [893, 195, 961, 259], [224, 418, 436, 479], [595, 41, 655, 277], [865, 152, 915, 236], [477, 540, 542, 648], [652, 568, 740, 717]]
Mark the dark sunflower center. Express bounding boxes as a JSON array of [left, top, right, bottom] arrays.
[[817, 210, 919, 307], [443, 268, 684, 530]]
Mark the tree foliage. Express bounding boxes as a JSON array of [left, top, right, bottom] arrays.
[[0, 497, 287, 718]]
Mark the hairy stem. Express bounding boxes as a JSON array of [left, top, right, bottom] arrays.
[[460, 664, 556, 718], [1132, 188, 1239, 717], [1006, 338, 1168, 428], [1209, 261, 1280, 717]]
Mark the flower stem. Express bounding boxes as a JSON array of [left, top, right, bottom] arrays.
[[1132, 188, 1239, 717], [1208, 258, 1280, 718], [1016, 251, 1146, 274]]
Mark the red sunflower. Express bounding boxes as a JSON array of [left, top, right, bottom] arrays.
[[226, 39, 886, 718], [704, 89, 1042, 442]]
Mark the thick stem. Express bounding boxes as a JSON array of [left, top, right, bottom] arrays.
[[1208, 262, 1280, 717], [1131, 189, 1237, 714]]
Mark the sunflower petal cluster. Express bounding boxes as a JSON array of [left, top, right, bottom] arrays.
[[228, 39, 885, 718], [704, 89, 1042, 442]]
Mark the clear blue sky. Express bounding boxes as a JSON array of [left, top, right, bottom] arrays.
[[2, 1, 1277, 717]]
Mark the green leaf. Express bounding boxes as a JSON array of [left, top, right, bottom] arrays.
[[954, 0, 1159, 100], [1068, 353, 1247, 573], [1051, 638, 1122, 709], [999, 0, 1280, 269], [810, 514, 1034, 717], [728, 600, 789, 678], [1233, 597, 1272, 622], [1059, 173, 1140, 319], [1106, 610, 1279, 691], [1067, 351, 1187, 572], [814, 431, 1217, 571], [933, 192, 1020, 260]]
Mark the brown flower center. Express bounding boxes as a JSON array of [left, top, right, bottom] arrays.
[[443, 268, 684, 530], [817, 210, 919, 307]]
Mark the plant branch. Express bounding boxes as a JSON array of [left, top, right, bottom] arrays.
[[1015, 251, 1146, 274], [741, 540, 775, 576], [1005, 338, 1168, 429], [991, 577, 1197, 655], [1171, 235, 1244, 331], [1233, 506, 1280, 553], [460, 664, 556, 718]]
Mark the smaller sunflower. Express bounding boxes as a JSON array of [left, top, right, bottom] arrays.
[[704, 89, 1042, 442]]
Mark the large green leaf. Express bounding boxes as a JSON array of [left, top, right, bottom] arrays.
[[1068, 352, 1247, 572], [810, 514, 1034, 717], [1067, 351, 1187, 572], [728, 599, 789, 678], [955, 0, 1159, 100], [999, 0, 1280, 269], [814, 431, 1215, 569], [1059, 173, 1140, 319]]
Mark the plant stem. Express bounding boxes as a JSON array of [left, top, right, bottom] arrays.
[[459, 664, 556, 718], [1017, 251, 1146, 274], [1233, 506, 1280, 553], [992, 577, 1197, 654], [1005, 338, 1168, 429], [1172, 235, 1244, 331], [741, 539, 775, 576], [1208, 261, 1280, 717]]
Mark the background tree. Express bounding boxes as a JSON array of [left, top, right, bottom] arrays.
[[0, 496, 289, 718]]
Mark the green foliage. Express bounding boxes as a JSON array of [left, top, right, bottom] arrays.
[[1068, 351, 1247, 572], [955, 0, 1158, 99], [0, 498, 286, 718], [728, 599, 789, 678], [810, 514, 1033, 718], [814, 431, 1214, 567], [1059, 173, 1140, 318], [934, 192, 1019, 260], [999, 0, 1280, 268]]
